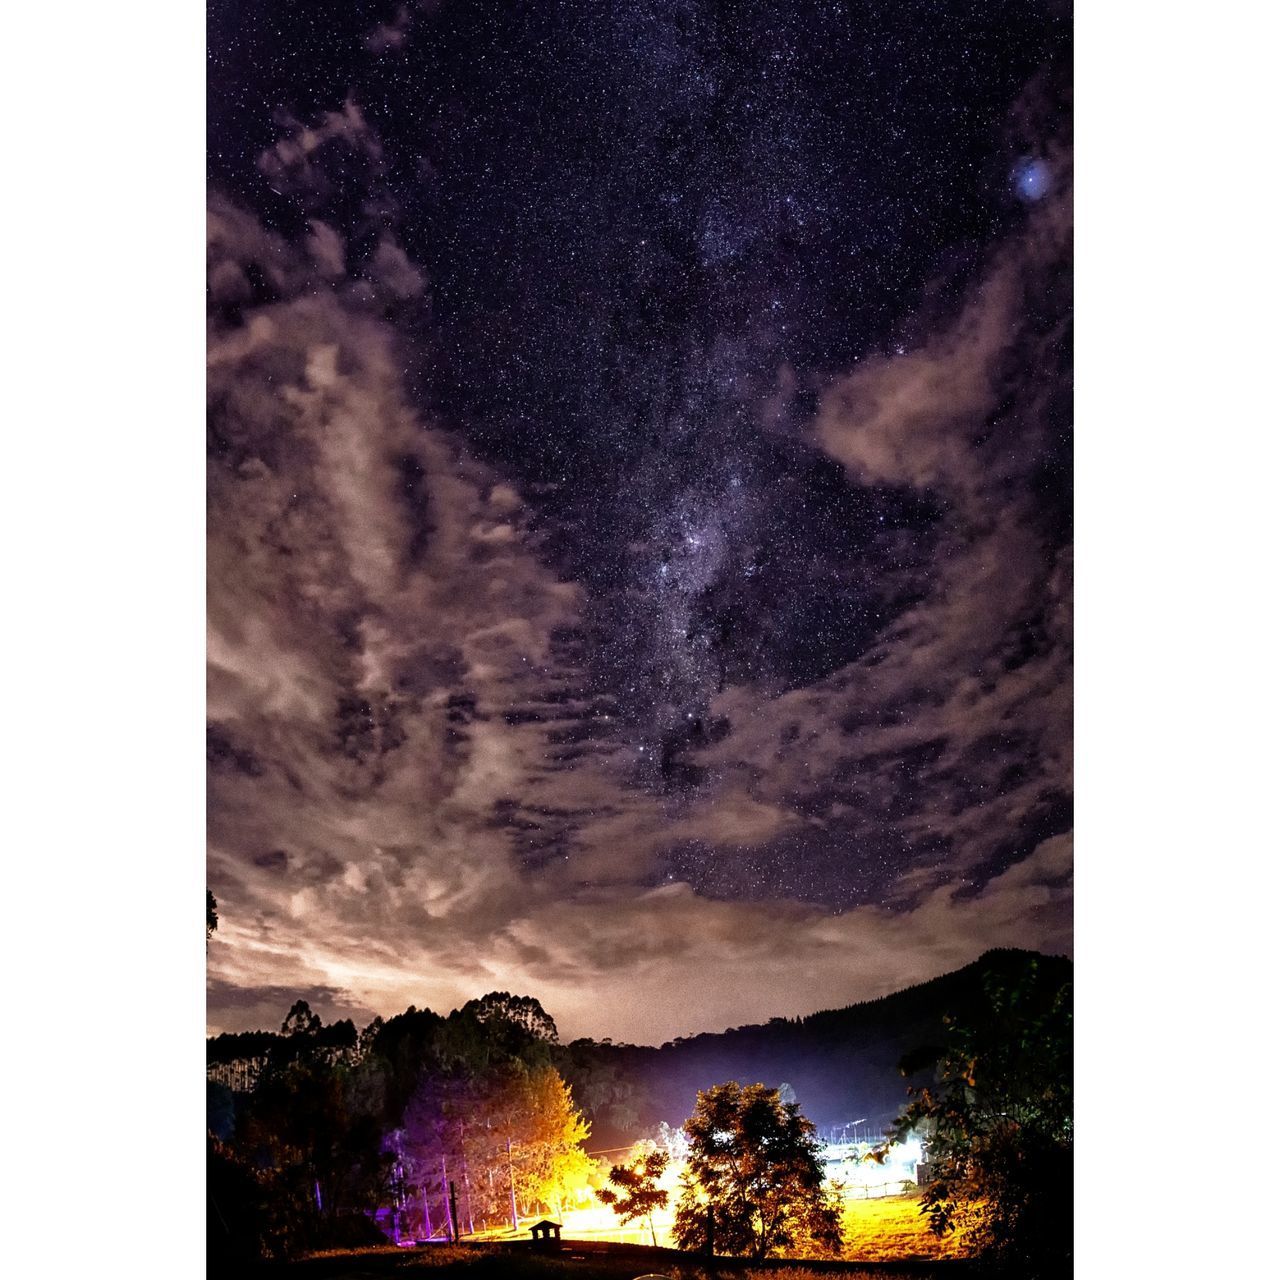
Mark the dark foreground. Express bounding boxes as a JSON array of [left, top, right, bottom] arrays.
[[220, 1240, 991, 1280]]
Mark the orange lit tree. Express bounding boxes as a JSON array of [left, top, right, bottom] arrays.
[[672, 1082, 842, 1260], [509, 1065, 593, 1217], [598, 1144, 669, 1246]]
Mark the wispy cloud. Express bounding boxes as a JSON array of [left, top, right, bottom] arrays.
[[208, 84, 1072, 1039]]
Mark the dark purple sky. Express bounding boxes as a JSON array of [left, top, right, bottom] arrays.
[[207, 0, 1072, 1043]]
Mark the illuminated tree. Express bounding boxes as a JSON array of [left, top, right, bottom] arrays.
[[881, 962, 1072, 1278], [598, 1144, 669, 1246], [505, 1066, 592, 1217], [400, 1063, 590, 1230], [672, 1081, 842, 1260]]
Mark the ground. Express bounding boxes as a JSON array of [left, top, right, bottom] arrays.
[[839, 1195, 967, 1263], [240, 1235, 983, 1280], [220, 1192, 975, 1279]]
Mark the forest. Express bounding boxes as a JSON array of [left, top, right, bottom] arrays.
[[208, 949, 1071, 1273]]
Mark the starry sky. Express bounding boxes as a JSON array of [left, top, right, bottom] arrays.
[[207, 0, 1072, 1045]]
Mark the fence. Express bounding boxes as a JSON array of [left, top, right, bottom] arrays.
[[842, 1180, 918, 1200]]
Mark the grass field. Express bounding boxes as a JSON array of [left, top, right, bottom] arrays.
[[446, 1193, 963, 1264], [259, 1235, 980, 1280], [232, 1194, 972, 1280], [840, 1195, 966, 1262]]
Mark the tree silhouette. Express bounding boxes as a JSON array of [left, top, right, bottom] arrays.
[[463, 991, 559, 1043], [882, 961, 1072, 1278], [598, 1144, 669, 1246], [281, 1000, 322, 1038], [207, 889, 218, 941], [672, 1081, 842, 1260]]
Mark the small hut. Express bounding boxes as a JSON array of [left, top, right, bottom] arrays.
[[529, 1219, 563, 1251]]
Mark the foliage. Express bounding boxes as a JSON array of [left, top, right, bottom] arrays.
[[555, 1037, 653, 1140], [235, 1050, 393, 1250], [597, 1143, 670, 1246], [511, 1065, 593, 1213], [282, 999, 323, 1037], [881, 962, 1072, 1277], [672, 1082, 842, 1260], [209, 995, 591, 1259], [206, 956, 1068, 1265], [399, 1060, 592, 1231], [463, 991, 560, 1044], [207, 889, 218, 940]]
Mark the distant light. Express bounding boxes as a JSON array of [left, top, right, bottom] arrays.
[[1014, 158, 1051, 202]]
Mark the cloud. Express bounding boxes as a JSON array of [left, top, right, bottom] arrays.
[[815, 188, 1070, 502], [365, 8, 412, 55], [674, 181, 1074, 906], [814, 271, 1020, 493], [207, 198, 607, 1029], [256, 97, 398, 234], [207, 979, 376, 1035], [508, 830, 1071, 1044], [306, 220, 346, 278], [207, 196, 312, 308], [208, 830, 1071, 1043], [363, 3, 443, 55], [207, 127, 1072, 1037], [367, 236, 426, 299]]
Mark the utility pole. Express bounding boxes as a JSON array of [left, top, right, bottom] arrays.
[[441, 1157, 456, 1242]]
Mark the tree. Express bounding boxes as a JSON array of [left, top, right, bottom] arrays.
[[502, 1065, 592, 1218], [672, 1081, 842, 1260], [399, 1062, 590, 1232], [463, 992, 559, 1044], [207, 889, 218, 941], [881, 962, 1072, 1278], [232, 1045, 392, 1258], [281, 1000, 322, 1038], [598, 1143, 669, 1246]]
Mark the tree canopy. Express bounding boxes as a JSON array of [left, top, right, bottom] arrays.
[[281, 1000, 323, 1038], [598, 1143, 669, 1247], [399, 1059, 590, 1230], [462, 991, 559, 1044], [208, 993, 591, 1259], [882, 961, 1072, 1278], [672, 1081, 842, 1260]]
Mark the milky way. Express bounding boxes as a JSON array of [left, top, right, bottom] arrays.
[[207, 1, 1072, 1043]]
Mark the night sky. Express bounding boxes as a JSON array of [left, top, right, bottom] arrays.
[[207, 0, 1072, 1044]]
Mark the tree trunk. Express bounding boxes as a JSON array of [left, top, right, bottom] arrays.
[[507, 1139, 519, 1232]]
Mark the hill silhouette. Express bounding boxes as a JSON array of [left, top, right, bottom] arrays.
[[555, 948, 1071, 1147]]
